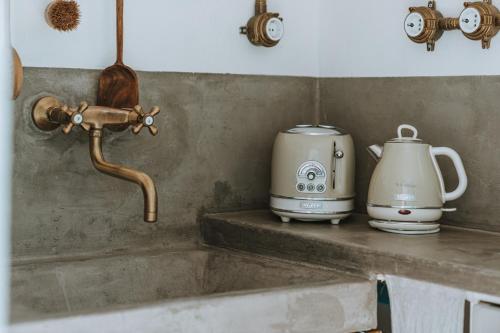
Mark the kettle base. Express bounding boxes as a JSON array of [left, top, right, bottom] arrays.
[[368, 220, 440, 235], [367, 205, 443, 222]]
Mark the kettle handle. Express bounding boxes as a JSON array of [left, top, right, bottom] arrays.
[[430, 147, 468, 202]]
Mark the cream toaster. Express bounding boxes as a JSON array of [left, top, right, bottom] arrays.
[[270, 125, 355, 224]]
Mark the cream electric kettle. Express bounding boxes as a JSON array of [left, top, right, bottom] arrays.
[[366, 124, 468, 234]]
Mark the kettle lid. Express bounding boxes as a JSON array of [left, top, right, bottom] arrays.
[[388, 124, 423, 143], [286, 124, 347, 136]]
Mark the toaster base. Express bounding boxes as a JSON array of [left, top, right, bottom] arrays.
[[270, 196, 354, 224], [273, 212, 347, 225]]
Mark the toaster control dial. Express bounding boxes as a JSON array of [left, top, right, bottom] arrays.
[[297, 161, 327, 194], [296, 183, 306, 192]]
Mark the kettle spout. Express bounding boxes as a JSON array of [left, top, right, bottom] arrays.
[[367, 144, 383, 161]]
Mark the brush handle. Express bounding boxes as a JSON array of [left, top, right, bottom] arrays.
[[116, 0, 123, 64]]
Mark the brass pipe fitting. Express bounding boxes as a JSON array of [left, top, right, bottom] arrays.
[[240, 0, 284, 47], [459, 0, 500, 49], [89, 129, 158, 223], [406, 0, 500, 50], [32, 96, 160, 223], [404, 1, 457, 51], [438, 17, 460, 30], [255, 0, 267, 15]]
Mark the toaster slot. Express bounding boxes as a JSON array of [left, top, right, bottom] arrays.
[[332, 141, 345, 190], [332, 142, 337, 190]]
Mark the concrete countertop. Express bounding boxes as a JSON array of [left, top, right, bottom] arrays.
[[202, 210, 500, 297]]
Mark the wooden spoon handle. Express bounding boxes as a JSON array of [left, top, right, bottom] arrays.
[[116, 0, 123, 64]]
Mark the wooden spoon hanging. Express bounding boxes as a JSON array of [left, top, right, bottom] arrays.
[[97, 0, 138, 113]]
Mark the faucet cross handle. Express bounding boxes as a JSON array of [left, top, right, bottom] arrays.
[[62, 102, 91, 134], [132, 105, 160, 136]]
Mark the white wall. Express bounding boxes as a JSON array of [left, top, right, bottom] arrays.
[[0, 0, 12, 331], [11, 0, 320, 77], [12, 0, 500, 78], [319, 0, 500, 77]]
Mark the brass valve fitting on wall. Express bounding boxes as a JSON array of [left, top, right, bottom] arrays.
[[404, 1, 458, 51], [458, 0, 500, 48], [405, 0, 500, 50], [240, 0, 284, 47]]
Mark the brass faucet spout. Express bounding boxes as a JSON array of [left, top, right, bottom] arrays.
[[89, 129, 158, 223]]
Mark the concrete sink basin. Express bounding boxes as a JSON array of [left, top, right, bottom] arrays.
[[11, 247, 376, 333]]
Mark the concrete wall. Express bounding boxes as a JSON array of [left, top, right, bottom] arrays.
[[320, 76, 500, 232], [13, 68, 315, 260], [13, 69, 500, 258]]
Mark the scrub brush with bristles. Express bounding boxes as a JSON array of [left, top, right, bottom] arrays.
[[45, 0, 81, 32]]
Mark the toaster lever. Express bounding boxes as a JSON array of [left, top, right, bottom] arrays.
[[332, 144, 344, 190], [332, 143, 336, 189]]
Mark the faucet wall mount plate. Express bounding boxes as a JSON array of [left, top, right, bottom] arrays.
[[32, 96, 63, 131]]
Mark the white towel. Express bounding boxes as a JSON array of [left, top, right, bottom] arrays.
[[385, 275, 466, 333]]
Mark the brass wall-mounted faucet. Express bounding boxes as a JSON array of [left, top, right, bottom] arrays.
[[32, 96, 160, 223]]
